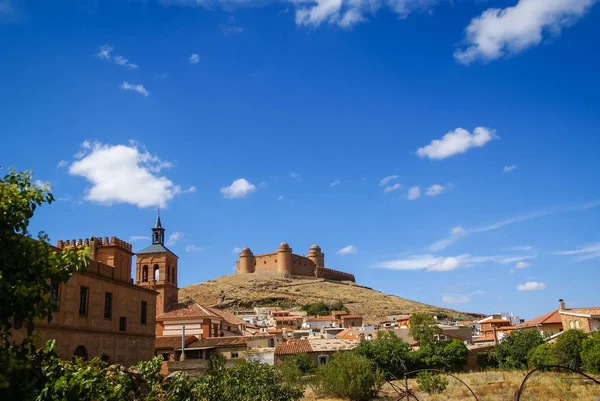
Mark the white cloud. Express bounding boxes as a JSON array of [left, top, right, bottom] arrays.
[[290, 172, 301, 179], [451, 226, 465, 235], [515, 261, 531, 269], [128, 235, 150, 242], [425, 184, 445, 197], [186, 244, 207, 252], [220, 178, 256, 199], [455, 0, 597, 65], [384, 183, 401, 193], [97, 44, 138, 68], [277, 195, 284, 201], [517, 281, 546, 291], [329, 179, 341, 187], [503, 164, 517, 173], [189, 53, 200, 64], [379, 175, 399, 187], [68, 141, 184, 208], [407, 186, 421, 200], [121, 82, 150, 97], [34, 179, 50, 189], [508, 245, 533, 251], [57, 160, 69, 168], [417, 127, 498, 160], [337, 245, 357, 255], [552, 242, 600, 262], [183, 186, 197, 193], [166, 231, 183, 246], [232, 247, 242, 254], [373, 253, 537, 272], [442, 295, 470, 304]]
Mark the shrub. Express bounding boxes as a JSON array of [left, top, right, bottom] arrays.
[[354, 331, 414, 379], [553, 329, 588, 370], [408, 313, 442, 347], [316, 352, 385, 401], [495, 330, 544, 370], [528, 343, 558, 369], [476, 349, 498, 370], [415, 371, 448, 394], [278, 354, 317, 389], [416, 339, 468, 371], [581, 331, 600, 373]]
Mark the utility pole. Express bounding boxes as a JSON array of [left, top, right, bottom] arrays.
[[180, 325, 186, 361]]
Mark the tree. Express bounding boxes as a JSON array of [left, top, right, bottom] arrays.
[[354, 330, 414, 379], [416, 339, 468, 371], [528, 343, 558, 368], [581, 331, 600, 373], [0, 168, 88, 339], [495, 330, 544, 370], [408, 313, 442, 347], [316, 352, 385, 401], [553, 329, 588, 370]]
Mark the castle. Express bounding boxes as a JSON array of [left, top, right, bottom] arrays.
[[235, 242, 355, 282]]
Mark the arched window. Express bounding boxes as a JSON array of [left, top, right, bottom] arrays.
[[575, 320, 580, 329], [570, 321, 575, 329], [142, 265, 148, 282], [154, 264, 160, 281], [74, 345, 88, 361]]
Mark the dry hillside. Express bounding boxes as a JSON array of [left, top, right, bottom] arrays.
[[179, 270, 482, 323]]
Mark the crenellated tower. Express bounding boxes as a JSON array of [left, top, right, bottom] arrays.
[[135, 212, 179, 317]]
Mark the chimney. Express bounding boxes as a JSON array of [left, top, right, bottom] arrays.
[[493, 326, 498, 345], [559, 299, 566, 311]]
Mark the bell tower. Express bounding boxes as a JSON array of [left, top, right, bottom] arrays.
[[136, 211, 179, 317]]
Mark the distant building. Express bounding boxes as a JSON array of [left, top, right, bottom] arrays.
[[235, 243, 355, 282], [558, 299, 600, 333]]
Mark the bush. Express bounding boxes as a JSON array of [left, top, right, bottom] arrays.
[[476, 349, 498, 370], [553, 329, 588, 370], [416, 371, 448, 394], [316, 352, 385, 401], [416, 339, 468, 371], [496, 330, 545, 370], [278, 354, 317, 389], [581, 331, 600, 373], [354, 331, 414, 379], [301, 301, 348, 316], [528, 343, 558, 369]]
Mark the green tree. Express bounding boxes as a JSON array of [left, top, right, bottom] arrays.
[[553, 329, 588, 370], [528, 343, 558, 368], [416, 339, 468, 371], [415, 371, 448, 394], [0, 168, 88, 401], [316, 352, 385, 401], [408, 313, 442, 346], [354, 330, 414, 378], [581, 331, 600, 373], [495, 330, 544, 370]]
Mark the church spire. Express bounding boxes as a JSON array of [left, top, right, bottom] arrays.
[[152, 210, 165, 245]]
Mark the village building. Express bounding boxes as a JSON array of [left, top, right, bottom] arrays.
[[274, 338, 360, 365], [19, 236, 158, 366], [557, 299, 600, 333]]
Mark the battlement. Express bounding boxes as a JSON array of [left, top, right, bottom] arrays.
[[235, 243, 355, 282], [56, 236, 133, 253]]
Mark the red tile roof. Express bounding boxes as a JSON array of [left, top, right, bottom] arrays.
[[275, 339, 313, 355], [481, 319, 511, 324], [205, 306, 244, 326], [157, 301, 222, 320], [517, 309, 562, 328], [185, 336, 248, 349], [275, 316, 303, 322], [155, 335, 196, 349]]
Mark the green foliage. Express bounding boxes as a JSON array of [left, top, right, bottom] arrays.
[[316, 352, 385, 401], [408, 313, 442, 347], [581, 331, 600, 373], [0, 168, 89, 339], [553, 329, 588, 370], [278, 354, 317, 390], [495, 330, 545, 370], [416, 339, 468, 371], [301, 301, 348, 316], [353, 330, 414, 378], [528, 343, 559, 369], [415, 371, 448, 394], [476, 349, 498, 370], [284, 353, 317, 375]]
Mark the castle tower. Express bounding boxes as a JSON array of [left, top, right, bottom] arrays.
[[307, 244, 325, 270], [277, 242, 293, 277], [238, 248, 255, 273], [136, 212, 179, 317]]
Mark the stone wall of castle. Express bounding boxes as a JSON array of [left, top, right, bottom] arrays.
[[235, 243, 355, 282]]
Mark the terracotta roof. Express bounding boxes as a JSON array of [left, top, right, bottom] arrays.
[[272, 310, 290, 315], [473, 334, 497, 343], [275, 316, 303, 322], [517, 309, 562, 328], [155, 335, 196, 349], [275, 339, 313, 355], [342, 315, 362, 319], [335, 328, 357, 339], [185, 336, 248, 349], [205, 306, 244, 326], [481, 319, 511, 324], [308, 338, 360, 352], [331, 310, 349, 316], [305, 316, 336, 322], [561, 307, 600, 316], [157, 301, 223, 320], [267, 328, 283, 334]]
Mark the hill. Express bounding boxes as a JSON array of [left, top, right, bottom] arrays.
[[179, 270, 483, 323]]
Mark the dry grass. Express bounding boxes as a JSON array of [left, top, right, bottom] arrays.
[[179, 270, 481, 323], [302, 371, 600, 401]]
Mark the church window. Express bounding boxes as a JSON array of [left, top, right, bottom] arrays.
[[104, 292, 112, 320], [119, 317, 127, 331], [154, 264, 160, 280], [142, 265, 148, 282], [79, 286, 89, 315], [141, 301, 147, 325]]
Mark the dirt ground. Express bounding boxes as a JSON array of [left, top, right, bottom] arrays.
[[301, 371, 600, 401]]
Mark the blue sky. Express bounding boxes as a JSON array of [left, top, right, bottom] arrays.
[[1, 0, 599, 320]]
